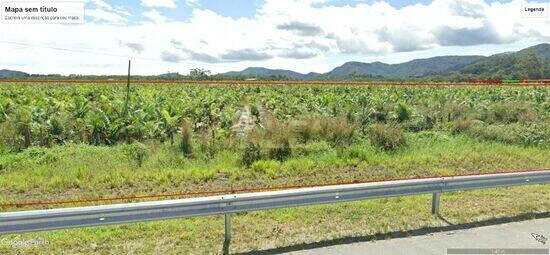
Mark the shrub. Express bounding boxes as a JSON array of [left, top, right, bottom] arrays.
[[442, 101, 471, 122], [294, 118, 320, 144], [250, 104, 260, 123], [450, 118, 473, 135], [484, 102, 534, 124], [0, 154, 17, 173], [369, 103, 392, 123], [0, 144, 8, 155], [268, 138, 292, 162], [180, 122, 193, 156], [319, 117, 356, 147], [369, 124, 407, 151], [50, 116, 65, 141], [257, 113, 289, 142], [16, 146, 59, 165], [0, 122, 20, 152], [295, 124, 313, 144], [402, 112, 435, 132], [197, 129, 219, 159], [465, 123, 519, 144], [395, 103, 411, 122], [292, 141, 331, 157], [465, 122, 549, 147], [250, 160, 279, 177], [519, 123, 549, 147], [242, 142, 262, 166], [124, 142, 148, 167]]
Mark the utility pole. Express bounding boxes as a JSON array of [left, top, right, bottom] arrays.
[[125, 60, 131, 143]]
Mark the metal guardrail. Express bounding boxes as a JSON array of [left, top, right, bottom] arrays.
[[1, 170, 549, 246]]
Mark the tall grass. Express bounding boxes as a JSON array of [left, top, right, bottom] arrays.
[[369, 124, 407, 151]]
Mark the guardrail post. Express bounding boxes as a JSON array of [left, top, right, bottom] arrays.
[[225, 213, 231, 243], [222, 213, 231, 255], [432, 192, 441, 216]]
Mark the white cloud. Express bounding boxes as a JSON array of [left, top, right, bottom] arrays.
[[86, 8, 128, 24], [185, 0, 200, 6], [88, 0, 113, 10], [124, 43, 145, 54], [86, 0, 130, 24], [1, 0, 548, 75], [140, 0, 177, 8], [143, 10, 168, 23]]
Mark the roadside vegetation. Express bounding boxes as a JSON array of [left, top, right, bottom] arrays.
[[0, 83, 548, 254]]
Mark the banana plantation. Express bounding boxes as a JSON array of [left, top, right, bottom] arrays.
[[0, 83, 548, 152]]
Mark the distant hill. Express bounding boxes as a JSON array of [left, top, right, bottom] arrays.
[[157, 72, 185, 79], [222, 56, 485, 79], [223, 67, 310, 79], [457, 43, 549, 79], [0, 69, 29, 78], [323, 56, 484, 78], [222, 43, 549, 80]]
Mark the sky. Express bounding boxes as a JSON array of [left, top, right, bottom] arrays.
[[0, 0, 548, 75]]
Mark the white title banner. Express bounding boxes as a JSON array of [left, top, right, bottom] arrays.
[[1, 1, 85, 24]]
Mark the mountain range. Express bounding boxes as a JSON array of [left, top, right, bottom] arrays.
[[222, 43, 549, 80], [1, 43, 548, 80]]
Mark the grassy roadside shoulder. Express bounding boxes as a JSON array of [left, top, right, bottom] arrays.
[[0, 131, 548, 206], [0, 185, 548, 254], [0, 130, 548, 254]]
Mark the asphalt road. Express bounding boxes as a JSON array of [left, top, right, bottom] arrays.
[[285, 218, 549, 255]]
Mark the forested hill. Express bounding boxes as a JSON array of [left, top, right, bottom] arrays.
[[222, 56, 485, 80], [456, 43, 549, 79], [0, 69, 29, 78], [321, 56, 484, 79], [222, 43, 549, 80]]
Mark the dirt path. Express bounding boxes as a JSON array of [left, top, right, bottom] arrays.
[[231, 105, 255, 138]]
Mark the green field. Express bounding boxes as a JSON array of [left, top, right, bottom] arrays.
[[0, 84, 549, 254]]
